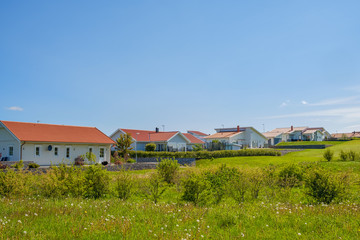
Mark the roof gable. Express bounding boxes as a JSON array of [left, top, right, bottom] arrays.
[[1, 121, 114, 144], [183, 133, 205, 144]]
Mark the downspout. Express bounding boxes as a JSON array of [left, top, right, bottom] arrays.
[[20, 141, 26, 160]]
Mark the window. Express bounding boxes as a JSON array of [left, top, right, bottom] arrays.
[[66, 147, 70, 158], [100, 148, 104, 158], [89, 147, 93, 153], [54, 147, 58, 156], [9, 146, 13, 156], [35, 146, 40, 156]]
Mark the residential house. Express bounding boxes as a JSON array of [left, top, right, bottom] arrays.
[[263, 126, 331, 146], [0, 120, 114, 165], [331, 131, 360, 140], [110, 128, 196, 152], [204, 126, 268, 150], [183, 133, 205, 151], [187, 131, 209, 141]]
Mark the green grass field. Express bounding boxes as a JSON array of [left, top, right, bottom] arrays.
[[1, 141, 360, 239], [276, 141, 344, 146]]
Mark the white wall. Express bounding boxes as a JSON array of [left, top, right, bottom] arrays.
[[22, 143, 111, 166], [0, 128, 20, 161]]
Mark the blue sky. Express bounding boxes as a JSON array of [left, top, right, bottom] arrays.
[[1, 1, 360, 135]]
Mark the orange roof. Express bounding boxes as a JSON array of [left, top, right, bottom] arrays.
[[183, 133, 205, 144], [204, 131, 241, 139], [1, 121, 114, 144], [120, 129, 179, 142], [187, 131, 208, 136]]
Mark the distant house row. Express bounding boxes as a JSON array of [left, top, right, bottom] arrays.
[[1, 120, 357, 165], [263, 126, 331, 145]]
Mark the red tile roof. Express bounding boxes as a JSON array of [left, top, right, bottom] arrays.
[[187, 131, 208, 136], [120, 129, 179, 142], [1, 121, 114, 144], [183, 133, 205, 144]]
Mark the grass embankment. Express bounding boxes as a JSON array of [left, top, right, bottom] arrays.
[[276, 141, 344, 146]]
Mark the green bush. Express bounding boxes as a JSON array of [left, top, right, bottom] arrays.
[[84, 165, 110, 199], [339, 150, 348, 161], [41, 164, 85, 198], [114, 169, 134, 200], [28, 163, 40, 169], [0, 169, 29, 197], [228, 171, 249, 203], [145, 143, 156, 151], [205, 164, 239, 204], [305, 169, 347, 204], [181, 173, 211, 206], [128, 149, 281, 160], [12, 160, 24, 169], [348, 150, 357, 161], [157, 158, 180, 184], [277, 164, 304, 188], [323, 149, 334, 162], [141, 173, 167, 204], [127, 158, 136, 163]]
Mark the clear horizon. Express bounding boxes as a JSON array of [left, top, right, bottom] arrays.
[[1, 1, 360, 135]]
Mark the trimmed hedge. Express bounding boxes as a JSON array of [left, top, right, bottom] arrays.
[[127, 149, 281, 159]]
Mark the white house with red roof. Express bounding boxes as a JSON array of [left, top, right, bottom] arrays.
[[0, 120, 114, 165], [187, 130, 209, 141], [204, 126, 267, 149], [110, 128, 205, 151], [263, 126, 331, 145]]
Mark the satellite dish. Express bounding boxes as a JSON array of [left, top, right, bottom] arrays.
[[48, 145, 52, 151]]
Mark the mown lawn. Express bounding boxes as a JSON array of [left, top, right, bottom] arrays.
[[276, 141, 345, 146], [197, 140, 360, 173]]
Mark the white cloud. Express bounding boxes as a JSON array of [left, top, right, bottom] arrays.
[[306, 96, 360, 106], [7, 106, 23, 111], [265, 107, 360, 124], [301, 100, 308, 105], [339, 124, 360, 132], [280, 100, 290, 107], [344, 85, 360, 93]]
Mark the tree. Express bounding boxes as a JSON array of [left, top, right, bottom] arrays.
[[145, 143, 156, 151], [115, 133, 134, 160]]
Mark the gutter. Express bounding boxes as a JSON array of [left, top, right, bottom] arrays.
[[20, 141, 26, 160]]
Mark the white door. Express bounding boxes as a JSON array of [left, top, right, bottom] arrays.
[[99, 147, 105, 163]]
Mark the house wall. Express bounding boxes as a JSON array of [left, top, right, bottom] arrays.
[[21, 143, 111, 166], [0, 128, 20, 161], [168, 134, 187, 151], [243, 129, 267, 148]]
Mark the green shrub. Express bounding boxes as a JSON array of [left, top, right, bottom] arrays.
[[12, 160, 24, 169], [205, 164, 239, 204], [157, 158, 180, 184], [0, 169, 29, 197], [248, 169, 264, 199], [28, 163, 40, 169], [228, 171, 249, 203], [127, 158, 136, 163], [339, 150, 348, 161], [277, 164, 304, 188], [215, 212, 237, 228], [41, 163, 85, 198], [323, 149, 334, 162], [145, 143, 156, 151], [114, 169, 134, 200], [141, 173, 167, 204], [84, 164, 110, 199], [348, 150, 357, 161], [181, 173, 211, 206], [192, 144, 204, 151], [128, 149, 281, 159], [305, 169, 347, 204]]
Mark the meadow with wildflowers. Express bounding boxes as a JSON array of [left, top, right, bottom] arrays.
[[1, 140, 360, 239]]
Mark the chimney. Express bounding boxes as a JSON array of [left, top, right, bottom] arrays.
[[237, 125, 240, 132], [291, 125, 294, 131], [155, 127, 159, 133]]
